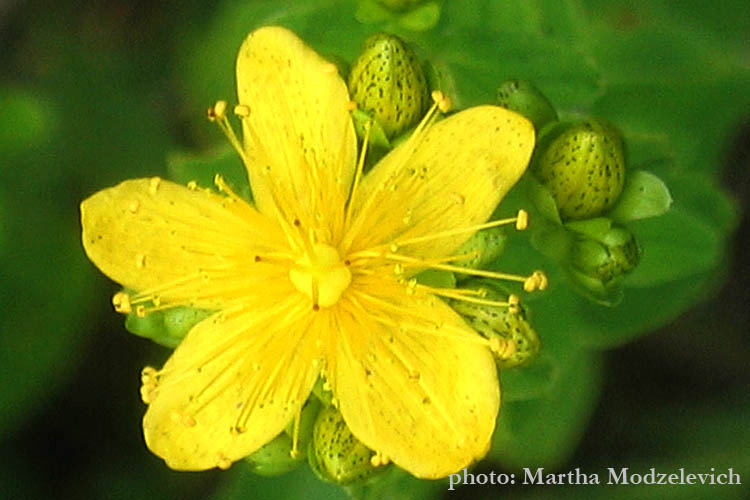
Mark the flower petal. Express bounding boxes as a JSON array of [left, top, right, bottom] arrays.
[[143, 298, 322, 470], [329, 281, 500, 478], [80, 178, 288, 309], [236, 26, 357, 232], [346, 106, 534, 257]]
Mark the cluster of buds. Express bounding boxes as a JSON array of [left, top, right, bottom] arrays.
[[493, 78, 671, 301]]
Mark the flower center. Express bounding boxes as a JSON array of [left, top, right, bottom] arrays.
[[289, 243, 351, 308]]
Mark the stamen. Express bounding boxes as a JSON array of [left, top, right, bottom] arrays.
[[515, 209, 529, 230], [431, 90, 452, 113], [233, 104, 250, 118], [489, 337, 516, 359], [112, 292, 132, 313], [370, 451, 390, 467], [523, 270, 549, 292], [217, 454, 232, 470], [508, 294, 520, 314], [290, 410, 302, 458], [344, 119, 372, 229], [420, 285, 518, 308], [209, 100, 249, 165], [148, 177, 161, 195]]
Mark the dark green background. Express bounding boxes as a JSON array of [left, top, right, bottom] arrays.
[[1, 1, 747, 499]]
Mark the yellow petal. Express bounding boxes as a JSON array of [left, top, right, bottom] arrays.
[[80, 178, 288, 309], [346, 106, 534, 257], [329, 281, 500, 478], [236, 26, 357, 233], [143, 298, 322, 470]]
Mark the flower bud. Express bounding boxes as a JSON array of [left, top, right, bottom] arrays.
[[125, 303, 211, 348], [246, 398, 320, 476], [453, 227, 508, 276], [245, 432, 306, 476], [533, 119, 625, 220], [348, 33, 429, 139], [448, 280, 540, 369], [308, 406, 384, 485], [569, 225, 640, 289], [496, 79, 557, 131]]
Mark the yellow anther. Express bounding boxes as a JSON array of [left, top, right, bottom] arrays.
[[135, 253, 146, 269], [490, 337, 517, 359], [535, 270, 549, 290], [346, 100, 357, 111], [508, 294, 520, 315], [135, 305, 147, 318], [217, 455, 232, 470], [523, 270, 549, 292], [431, 90, 452, 113], [370, 452, 390, 468], [127, 200, 140, 214], [208, 100, 228, 121], [233, 104, 250, 118], [140, 366, 158, 384], [140, 385, 157, 404], [187, 180, 198, 190], [515, 209, 529, 230], [112, 292, 132, 313], [148, 177, 161, 194]]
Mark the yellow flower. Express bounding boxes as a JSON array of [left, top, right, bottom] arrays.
[[80, 26, 536, 479]]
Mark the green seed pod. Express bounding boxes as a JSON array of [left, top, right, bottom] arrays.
[[308, 406, 383, 485], [496, 79, 558, 131], [533, 119, 625, 220], [570, 225, 640, 288], [348, 33, 429, 139], [448, 280, 540, 369], [453, 226, 508, 275]]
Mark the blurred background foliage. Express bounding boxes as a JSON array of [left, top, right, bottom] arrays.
[[1, 0, 748, 499]]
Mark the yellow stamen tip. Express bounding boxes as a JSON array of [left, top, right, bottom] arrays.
[[233, 104, 250, 118], [431, 90, 452, 113], [112, 292, 131, 314], [523, 270, 549, 292], [217, 456, 232, 470], [346, 100, 357, 111], [508, 294, 520, 314], [516, 209, 529, 230], [148, 177, 161, 195], [208, 100, 227, 122], [370, 452, 390, 468]]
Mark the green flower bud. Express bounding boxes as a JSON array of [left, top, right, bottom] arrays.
[[246, 397, 321, 476], [348, 33, 429, 139], [496, 79, 558, 131], [569, 225, 639, 290], [448, 280, 540, 369], [308, 406, 384, 485], [533, 119, 625, 220], [245, 432, 305, 476], [125, 301, 211, 348], [453, 226, 508, 275]]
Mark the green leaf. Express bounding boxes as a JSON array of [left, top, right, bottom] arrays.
[[490, 349, 602, 468]]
